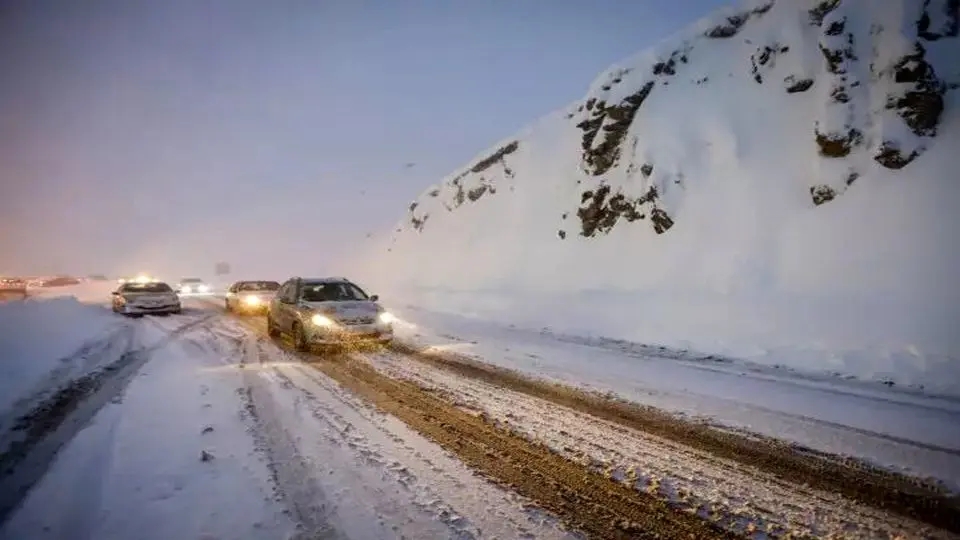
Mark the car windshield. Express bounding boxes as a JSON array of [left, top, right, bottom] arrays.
[[181, 278, 203, 283], [239, 281, 280, 291], [121, 283, 172, 293], [300, 282, 368, 302]]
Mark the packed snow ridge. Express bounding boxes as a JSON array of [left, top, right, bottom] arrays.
[[351, 0, 960, 395]]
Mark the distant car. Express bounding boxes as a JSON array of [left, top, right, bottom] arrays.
[[112, 281, 182, 316], [266, 277, 395, 351], [224, 280, 281, 314], [0, 278, 27, 301], [176, 277, 210, 295]]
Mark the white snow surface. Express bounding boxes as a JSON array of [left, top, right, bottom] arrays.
[[347, 0, 960, 394], [384, 304, 960, 491], [360, 347, 953, 538], [0, 294, 120, 414], [0, 301, 576, 540], [0, 318, 296, 540]]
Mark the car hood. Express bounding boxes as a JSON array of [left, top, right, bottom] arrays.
[[123, 292, 177, 303], [302, 300, 379, 318]]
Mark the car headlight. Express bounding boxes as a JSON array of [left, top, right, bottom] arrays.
[[243, 295, 260, 305], [181, 286, 192, 293], [311, 314, 335, 327], [378, 312, 396, 324], [198, 285, 210, 292]]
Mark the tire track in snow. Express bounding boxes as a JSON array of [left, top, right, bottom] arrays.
[[264, 352, 731, 537], [386, 342, 960, 535], [0, 322, 134, 446], [0, 313, 218, 525], [270, 358, 535, 539], [233, 333, 342, 540], [208, 315, 579, 539], [365, 350, 956, 539]]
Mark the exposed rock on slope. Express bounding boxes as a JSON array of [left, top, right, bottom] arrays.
[[400, 0, 957, 242]]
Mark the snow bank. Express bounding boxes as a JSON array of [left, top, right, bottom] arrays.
[[348, 0, 960, 393], [26, 282, 117, 304], [0, 296, 119, 413]]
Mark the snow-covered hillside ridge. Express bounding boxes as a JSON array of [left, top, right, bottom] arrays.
[[351, 0, 960, 392]]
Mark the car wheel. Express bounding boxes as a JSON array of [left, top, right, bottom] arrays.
[[266, 314, 281, 338], [224, 300, 231, 312], [292, 323, 309, 352]]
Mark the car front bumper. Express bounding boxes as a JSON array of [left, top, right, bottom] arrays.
[[305, 323, 394, 345], [234, 302, 269, 313], [119, 303, 181, 314]]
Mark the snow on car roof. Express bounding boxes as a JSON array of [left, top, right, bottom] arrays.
[[302, 277, 352, 284]]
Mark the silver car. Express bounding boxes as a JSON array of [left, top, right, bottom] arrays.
[[266, 277, 395, 351], [224, 280, 280, 314], [111, 281, 182, 316]]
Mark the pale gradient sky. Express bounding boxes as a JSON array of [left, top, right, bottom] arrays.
[[1, 0, 726, 279]]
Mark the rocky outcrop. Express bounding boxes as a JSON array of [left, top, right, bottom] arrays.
[[703, 1, 774, 39], [392, 0, 957, 246], [577, 184, 673, 237], [405, 141, 520, 233], [576, 82, 656, 177]]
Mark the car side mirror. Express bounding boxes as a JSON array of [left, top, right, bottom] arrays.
[[369, 294, 379, 302], [110, 291, 119, 296]]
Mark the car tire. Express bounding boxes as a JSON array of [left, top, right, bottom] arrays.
[[224, 300, 231, 312], [266, 314, 281, 338], [292, 323, 309, 352]]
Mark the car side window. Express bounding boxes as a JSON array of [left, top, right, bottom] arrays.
[[279, 281, 296, 303], [287, 281, 299, 303]]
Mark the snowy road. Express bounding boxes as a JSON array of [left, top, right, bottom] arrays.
[[0, 306, 578, 540], [1, 293, 959, 539], [385, 305, 960, 491]]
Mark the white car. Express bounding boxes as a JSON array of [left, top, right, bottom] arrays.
[[112, 281, 182, 316], [224, 280, 280, 314]]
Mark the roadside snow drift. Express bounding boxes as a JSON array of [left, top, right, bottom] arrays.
[[0, 297, 119, 414], [350, 0, 960, 393]]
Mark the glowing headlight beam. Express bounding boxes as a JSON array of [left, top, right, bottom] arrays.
[[378, 312, 396, 324], [243, 295, 261, 305], [311, 314, 335, 327]]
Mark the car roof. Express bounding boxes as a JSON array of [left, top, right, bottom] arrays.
[[300, 277, 352, 284]]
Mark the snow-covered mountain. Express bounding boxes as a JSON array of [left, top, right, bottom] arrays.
[[351, 0, 960, 392]]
